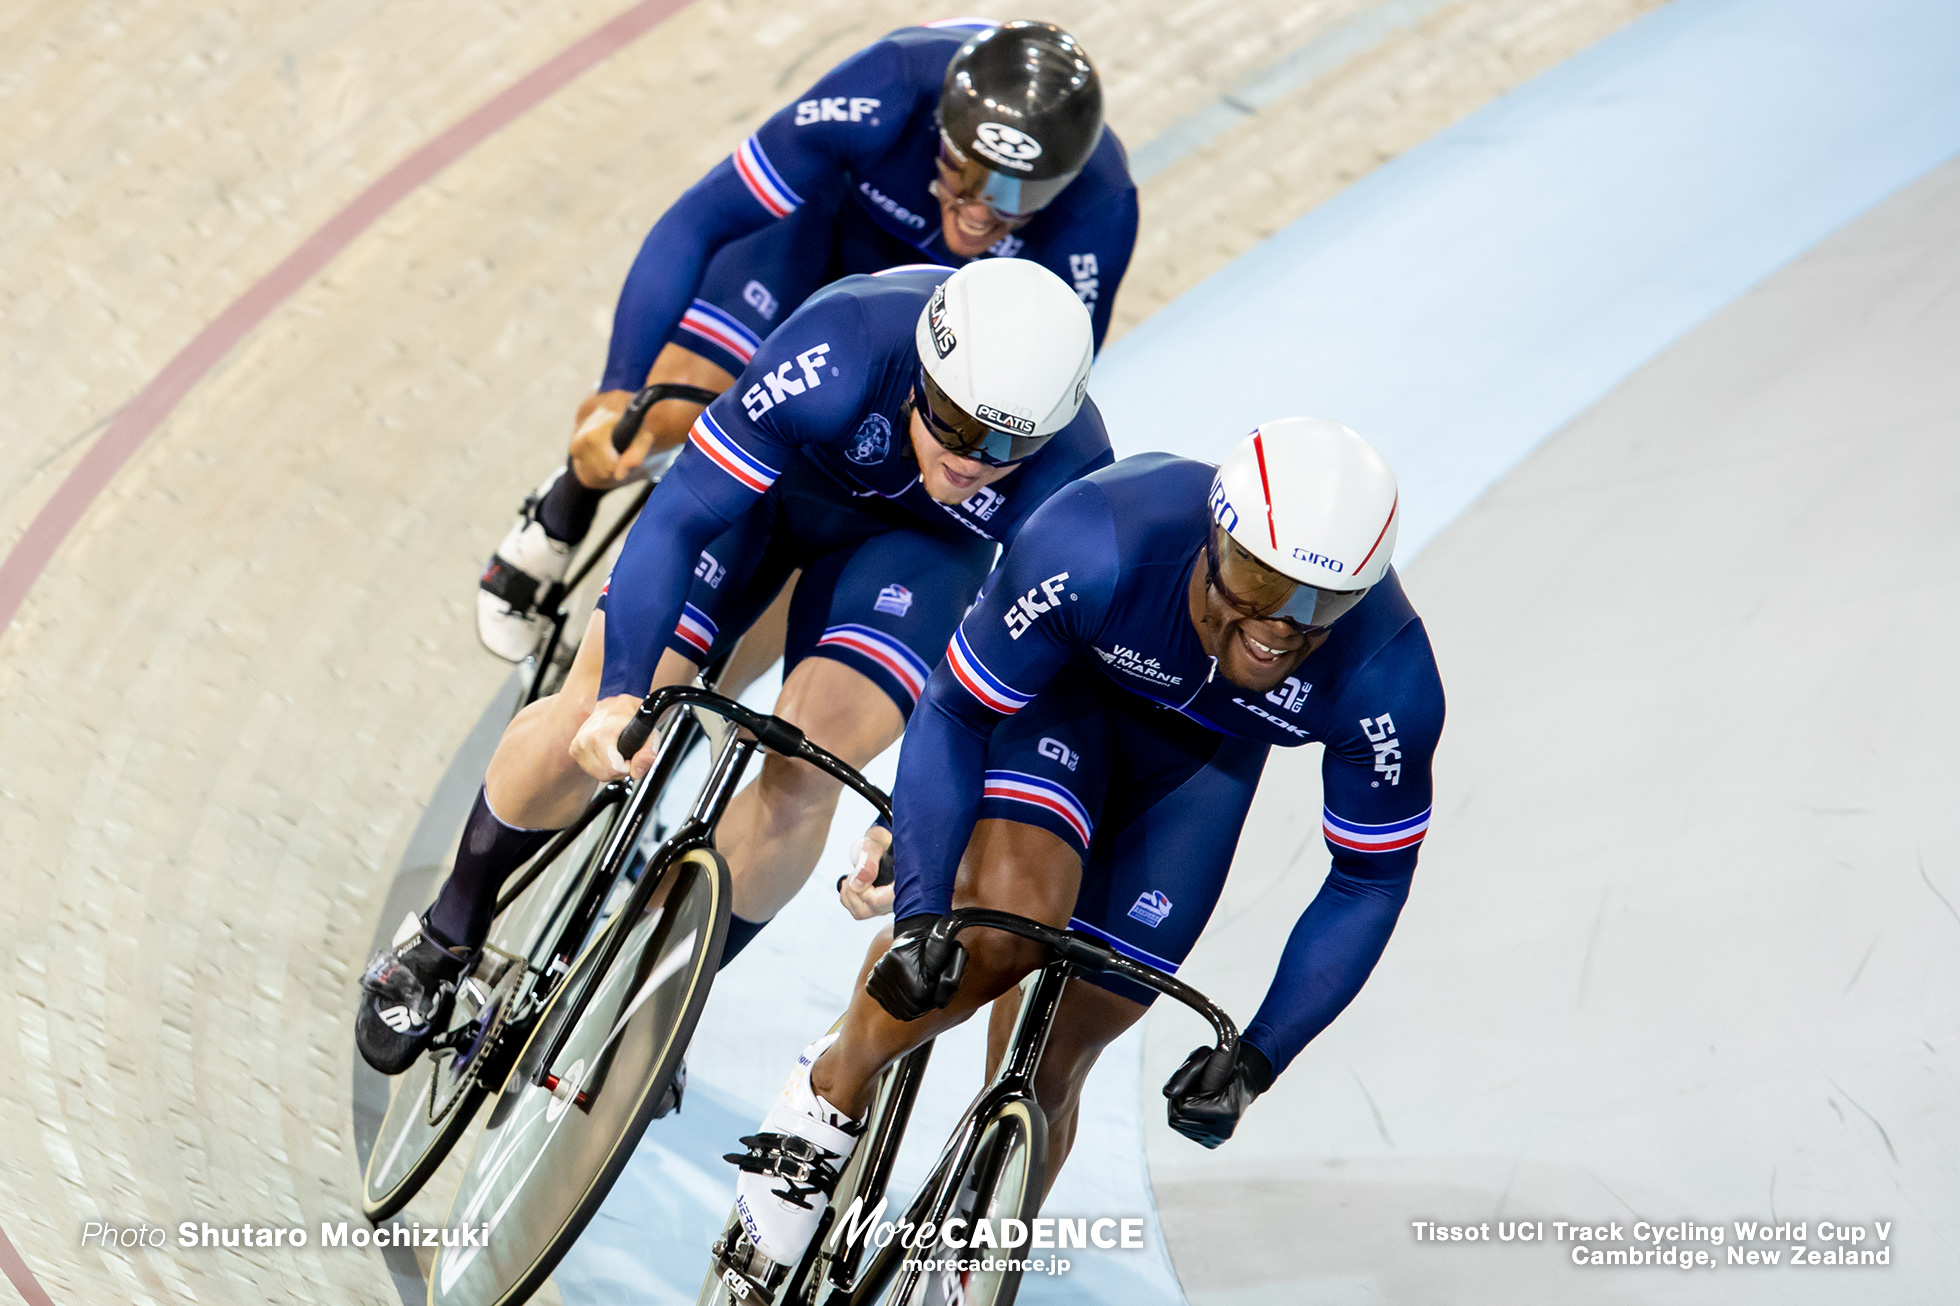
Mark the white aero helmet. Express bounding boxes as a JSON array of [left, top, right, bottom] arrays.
[[914, 258, 1093, 465], [1206, 418, 1400, 629]]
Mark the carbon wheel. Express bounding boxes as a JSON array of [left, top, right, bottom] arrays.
[[428, 845, 730, 1306], [900, 1098, 1047, 1306], [360, 809, 614, 1221]]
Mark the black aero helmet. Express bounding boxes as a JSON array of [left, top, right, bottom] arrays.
[[938, 21, 1103, 217]]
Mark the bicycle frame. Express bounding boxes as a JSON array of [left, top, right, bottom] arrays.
[[529, 686, 896, 1098], [811, 909, 1240, 1306]]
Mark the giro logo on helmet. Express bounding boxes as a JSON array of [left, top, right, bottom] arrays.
[[975, 403, 1035, 435], [1207, 479, 1239, 532], [1292, 548, 1345, 574], [926, 285, 956, 359], [971, 121, 1043, 172]]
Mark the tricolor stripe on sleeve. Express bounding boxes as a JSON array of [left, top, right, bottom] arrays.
[[816, 624, 931, 705], [981, 770, 1093, 847], [733, 136, 802, 219], [946, 629, 1032, 714], [1322, 806, 1431, 853], [678, 300, 761, 364], [675, 603, 718, 656], [687, 409, 779, 494]]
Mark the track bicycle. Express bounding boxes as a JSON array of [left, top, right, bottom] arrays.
[[696, 910, 1242, 1306], [516, 381, 721, 708], [384, 686, 895, 1306], [359, 662, 734, 1225]]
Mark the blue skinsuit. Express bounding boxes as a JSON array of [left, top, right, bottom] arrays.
[[890, 455, 1446, 1074], [597, 21, 1139, 388], [597, 267, 1113, 716]]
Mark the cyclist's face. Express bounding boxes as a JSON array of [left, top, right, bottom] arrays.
[[907, 406, 1017, 504], [932, 151, 1034, 257], [1188, 552, 1322, 692]]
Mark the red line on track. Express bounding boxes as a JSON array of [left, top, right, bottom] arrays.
[[0, 0, 694, 636], [0, 1224, 55, 1306]]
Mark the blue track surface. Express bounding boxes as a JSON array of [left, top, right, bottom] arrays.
[[554, 0, 1960, 1301]]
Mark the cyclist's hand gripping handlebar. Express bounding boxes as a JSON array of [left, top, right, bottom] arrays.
[[1163, 1042, 1271, 1148], [610, 382, 723, 453], [866, 914, 966, 1021]]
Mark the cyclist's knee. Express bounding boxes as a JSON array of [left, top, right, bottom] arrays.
[[755, 751, 844, 811], [773, 658, 903, 764], [960, 929, 1048, 994]]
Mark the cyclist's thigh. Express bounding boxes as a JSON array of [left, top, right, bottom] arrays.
[[784, 525, 994, 721], [970, 663, 1117, 865], [664, 200, 838, 377], [1066, 702, 1270, 1008]]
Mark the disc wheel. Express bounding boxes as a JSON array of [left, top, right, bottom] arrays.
[[900, 1098, 1047, 1306], [359, 807, 614, 1221], [428, 845, 730, 1306]]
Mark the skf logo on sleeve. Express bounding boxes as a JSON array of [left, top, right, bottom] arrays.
[[1002, 571, 1070, 640], [741, 343, 831, 419], [1127, 891, 1172, 928], [926, 286, 956, 358], [1036, 736, 1078, 771], [874, 584, 913, 617], [1068, 253, 1100, 309], [1359, 713, 1402, 786], [794, 97, 881, 125]]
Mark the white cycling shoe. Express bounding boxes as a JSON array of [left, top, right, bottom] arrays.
[[476, 470, 574, 662], [729, 1033, 864, 1267]]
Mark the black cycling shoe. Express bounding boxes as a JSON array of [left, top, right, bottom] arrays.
[[356, 915, 477, 1075]]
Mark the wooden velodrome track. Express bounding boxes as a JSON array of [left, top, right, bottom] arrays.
[[0, 2, 1661, 1302]]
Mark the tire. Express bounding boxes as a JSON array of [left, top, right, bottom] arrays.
[[427, 844, 731, 1306], [898, 1098, 1047, 1306], [360, 807, 616, 1220]]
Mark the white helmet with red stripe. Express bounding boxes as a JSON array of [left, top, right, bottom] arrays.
[[1209, 418, 1399, 594]]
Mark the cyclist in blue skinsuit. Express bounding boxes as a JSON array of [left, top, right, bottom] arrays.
[[356, 259, 1114, 1075], [729, 420, 1446, 1269], [477, 19, 1138, 660]]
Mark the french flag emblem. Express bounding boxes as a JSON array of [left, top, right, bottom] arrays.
[[1127, 891, 1173, 928]]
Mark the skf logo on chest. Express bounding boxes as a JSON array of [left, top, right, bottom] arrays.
[[1003, 571, 1070, 640], [1068, 253, 1100, 309], [794, 97, 880, 125], [741, 343, 831, 419], [1265, 676, 1310, 713], [926, 285, 956, 359], [1359, 713, 1402, 786]]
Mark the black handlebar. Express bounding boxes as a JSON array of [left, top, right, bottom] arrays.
[[933, 908, 1240, 1053], [617, 685, 894, 838], [610, 382, 723, 453]]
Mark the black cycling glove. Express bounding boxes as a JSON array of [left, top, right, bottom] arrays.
[[866, 914, 967, 1022], [1163, 1041, 1274, 1148]]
